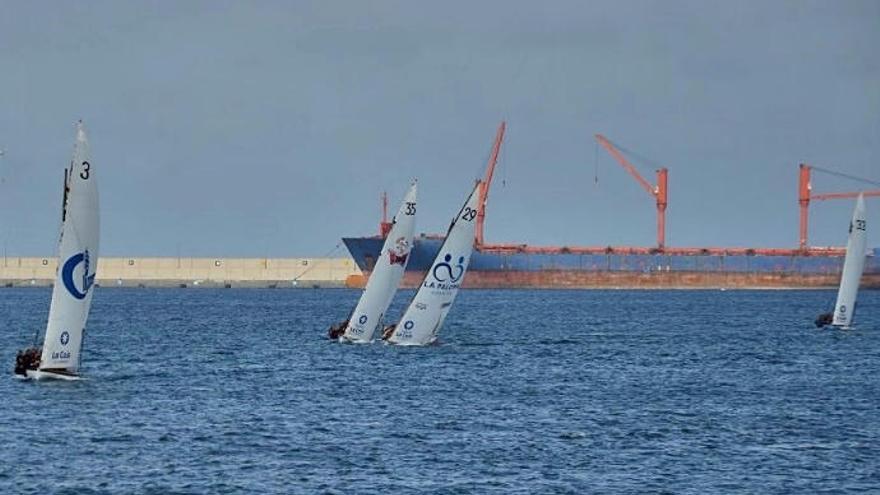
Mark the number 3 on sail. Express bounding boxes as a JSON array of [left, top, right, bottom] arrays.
[[14, 121, 100, 381]]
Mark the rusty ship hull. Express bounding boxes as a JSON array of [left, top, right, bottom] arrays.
[[342, 236, 880, 289]]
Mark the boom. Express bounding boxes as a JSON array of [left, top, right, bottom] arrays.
[[595, 134, 668, 250]]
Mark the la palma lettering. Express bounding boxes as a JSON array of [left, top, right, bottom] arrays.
[[423, 280, 459, 291]]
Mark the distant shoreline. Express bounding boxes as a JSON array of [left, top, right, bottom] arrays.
[[0, 256, 361, 288]]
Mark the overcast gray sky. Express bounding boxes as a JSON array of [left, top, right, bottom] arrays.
[[1, 0, 878, 257]]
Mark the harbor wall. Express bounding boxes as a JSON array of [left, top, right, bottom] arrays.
[[0, 257, 361, 288]]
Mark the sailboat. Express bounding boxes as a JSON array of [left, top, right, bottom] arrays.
[[14, 121, 99, 380], [328, 181, 418, 343], [384, 181, 481, 346], [815, 194, 867, 329]]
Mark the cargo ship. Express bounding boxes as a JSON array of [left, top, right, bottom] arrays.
[[344, 123, 880, 289]]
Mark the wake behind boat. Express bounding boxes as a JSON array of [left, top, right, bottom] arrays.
[[14, 121, 99, 380], [328, 181, 417, 343], [383, 181, 481, 346], [815, 193, 867, 329]]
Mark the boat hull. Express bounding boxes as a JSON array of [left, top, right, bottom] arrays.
[[343, 237, 880, 289], [22, 369, 81, 381]]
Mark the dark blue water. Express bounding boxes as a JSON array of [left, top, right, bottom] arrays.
[[2, 288, 879, 494]]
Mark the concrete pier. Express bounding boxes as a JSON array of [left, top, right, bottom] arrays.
[[0, 257, 362, 288]]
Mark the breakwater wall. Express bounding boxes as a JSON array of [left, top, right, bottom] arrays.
[[0, 257, 361, 288]]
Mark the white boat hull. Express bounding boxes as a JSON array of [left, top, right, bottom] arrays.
[[384, 336, 439, 347], [23, 369, 81, 381]]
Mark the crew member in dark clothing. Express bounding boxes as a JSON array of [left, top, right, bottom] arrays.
[[14, 350, 26, 376], [14, 347, 41, 376], [328, 321, 348, 340], [814, 312, 833, 328], [381, 325, 395, 341]]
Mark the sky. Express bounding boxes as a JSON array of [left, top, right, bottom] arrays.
[[0, 0, 878, 257]]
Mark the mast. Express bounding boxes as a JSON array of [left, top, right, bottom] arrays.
[[61, 168, 70, 223]]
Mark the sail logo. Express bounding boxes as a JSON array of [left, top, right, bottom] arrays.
[[358, 314, 368, 325], [424, 254, 466, 290], [394, 320, 415, 339], [62, 250, 96, 300], [388, 237, 410, 266], [432, 254, 465, 283], [53, 331, 72, 360]]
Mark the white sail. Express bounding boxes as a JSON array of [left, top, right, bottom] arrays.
[[342, 181, 418, 342], [39, 122, 99, 374], [387, 181, 481, 346], [832, 194, 867, 328]]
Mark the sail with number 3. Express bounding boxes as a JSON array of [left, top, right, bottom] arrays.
[[831, 193, 867, 328], [333, 181, 417, 342], [18, 121, 99, 380], [385, 181, 480, 346]]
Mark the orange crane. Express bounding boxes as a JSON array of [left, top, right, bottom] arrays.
[[595, 135, 669, 250], [475, 121, 506, 246], [798, 163, 880, 249]]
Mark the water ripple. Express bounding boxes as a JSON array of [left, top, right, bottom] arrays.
[[1, 288, 879, 493]]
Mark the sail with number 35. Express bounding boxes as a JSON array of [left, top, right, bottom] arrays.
[[339, 181, 418, 342]]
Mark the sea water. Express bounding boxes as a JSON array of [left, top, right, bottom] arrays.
[[1, 288, 878, 493]]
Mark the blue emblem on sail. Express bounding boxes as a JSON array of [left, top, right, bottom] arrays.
[[60, 331, 70, 345], [432, 254, 465, 283], [62, 250, 95, 300]]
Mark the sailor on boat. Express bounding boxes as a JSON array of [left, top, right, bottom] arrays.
[[12, 121, 99, 381], [14, 347, 42, 377], [814, 312, 833, 328], [381, 324, 395, 341], [328, 320, 348, 340]]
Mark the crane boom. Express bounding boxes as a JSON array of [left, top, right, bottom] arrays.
[[595, 134, 668, 250], [595, 134, 656, 196], [475, 121, 506, 246], [811, 191, 880, 201]]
